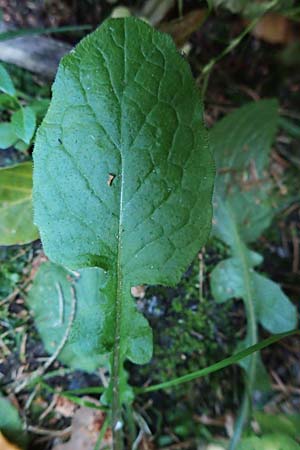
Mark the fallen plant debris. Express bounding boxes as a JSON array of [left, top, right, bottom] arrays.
[[52, 402, 112, 450]]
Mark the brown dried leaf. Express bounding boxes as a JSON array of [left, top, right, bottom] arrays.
[[138, 435, 156, 450], [55, 396, 77, 418], [159, 9, 207, 47], [52, 399, 112, 450], [252, 13, 296, 44]]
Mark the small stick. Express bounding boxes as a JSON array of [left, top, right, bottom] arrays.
[[27, 425, 72, 437], [56, 282, 64, 326], [198, 247, 205, 302]]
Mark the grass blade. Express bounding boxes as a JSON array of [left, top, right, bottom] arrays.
[[0, 25, 92, 42], [137, 330, 299, 393]]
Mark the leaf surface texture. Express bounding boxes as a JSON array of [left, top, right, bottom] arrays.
[[33, 17, 214, 401]]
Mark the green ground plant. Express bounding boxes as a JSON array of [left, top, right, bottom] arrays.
[[0, 63, 44, 152], [210, 100, 297, 447], [32, 17, 215, 448], [0, 11, 299, 450]]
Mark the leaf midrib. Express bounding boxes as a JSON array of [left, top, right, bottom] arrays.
[[227, 201, 258, 447], [227, 201, 258, 374], [111, 19, 127, 439]]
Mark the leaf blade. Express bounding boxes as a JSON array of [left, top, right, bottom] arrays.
[[34, 18, 214, 282], [33, 18, 214, 435], [33, 16, 214, 357]]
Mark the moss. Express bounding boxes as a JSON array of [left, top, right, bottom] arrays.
[[0, 247, 29, 298], [132, 242, 241, 441], [0, 246, 33, 351]]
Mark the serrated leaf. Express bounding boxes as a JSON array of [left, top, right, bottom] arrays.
[[0, 123, 18, 149], [0, 64, 16, 97], [236, 436, 264, 450], [253, 273, 296, 333], [11, 107, 36, 145], [211, 255, 296, 333], [237, 434, 300, 450], [212, 99, 278, 193], [254, 412, 300, 440], [211, 100, 296, 337], [261, 434, 300, 450], [33, 16, 214, 422], [214, 190, 273, 246], [27, 262, 110, 371], [0, 162, 38, 245], [0, 395, 27, 448]]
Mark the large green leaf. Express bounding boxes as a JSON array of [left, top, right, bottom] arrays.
[[210, 99, 296, 446], [27, 262, 110, 372], [0, 395, 27, 448], [33, 16, 214, 430], [0, 162, 38, 245]]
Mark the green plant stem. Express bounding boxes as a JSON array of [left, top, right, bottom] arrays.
[[135, 330, 298, 394], [199, 17, 260, 97], [111, 276, 125, 449], [229, 394, 250, 450], [0, 25, 92, 42], [63, 387, 105, 395], [178, 0, 183, 17], [94, 414, 110, 450], [228, 206, 258, 449], [198, 0, 278, 97], [41, 382, 106, 410], [40, 368, 74, 380], [125, 404, 137, 449]]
